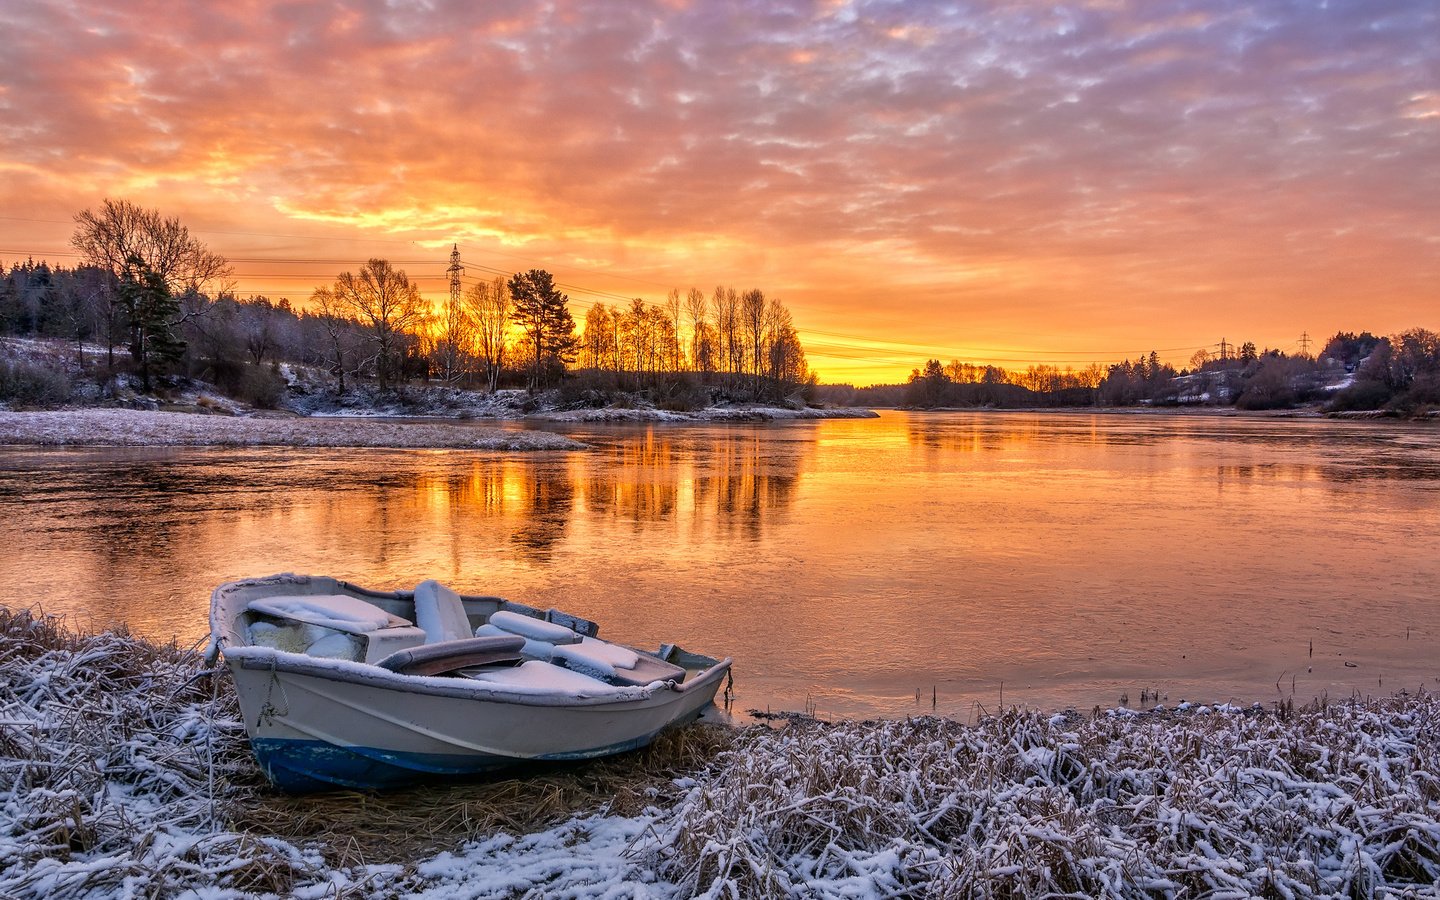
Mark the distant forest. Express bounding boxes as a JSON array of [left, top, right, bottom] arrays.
[[815, 330, 1440, 415], [0, 200, 814, 410]]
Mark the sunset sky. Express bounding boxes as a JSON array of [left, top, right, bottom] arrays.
[[1, 0, 1435, 385]]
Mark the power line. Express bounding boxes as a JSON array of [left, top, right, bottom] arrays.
[[0, 215, 680, 291], [1, 241, 1216, 369], [0, 214, 447, 247], [801, 328, 1212, 358]]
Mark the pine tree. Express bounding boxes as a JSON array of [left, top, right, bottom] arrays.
[[119, 255, 185, 392], [508, 269, 576, 390]]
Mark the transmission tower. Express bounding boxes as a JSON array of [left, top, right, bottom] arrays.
[[444, 245, 464, 382], [447, 244, 463, 312], [1218, 337, 1230, 361], [1299, 331, 1311, 357]]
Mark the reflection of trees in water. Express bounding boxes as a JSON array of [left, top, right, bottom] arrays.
[[411, 461, 575, 562], [692, 434, 799, 540], [905, 415, 1151, 455], [48, 454, 301, 568], [538, 430, 805, 540], [1217, 459, 1440, 488], [1217, 463, 1324, 484], [906, 418, 1009, 454], [584, 433, 678, 526], [16, 433, 810, 611], [0, 451, 319, 630], [507, 475, 574, 559]]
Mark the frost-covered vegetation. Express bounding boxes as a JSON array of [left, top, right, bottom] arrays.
[[0, 409, 585, 450], [531, 404, 878, 423], [654, 708, 1440, 896], [5, 610, 1440, 898]]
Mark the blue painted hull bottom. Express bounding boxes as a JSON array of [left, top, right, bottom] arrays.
[[251, 713, 700, 792]]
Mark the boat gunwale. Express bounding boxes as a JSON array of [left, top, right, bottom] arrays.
[[222, 643, 733, 708]]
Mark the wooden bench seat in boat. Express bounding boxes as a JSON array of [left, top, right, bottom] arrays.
[[374, 635, 525, 677]]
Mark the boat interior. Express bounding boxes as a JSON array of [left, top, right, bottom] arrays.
[[234, 579, 691, 689]]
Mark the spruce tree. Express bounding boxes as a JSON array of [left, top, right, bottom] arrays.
[[119, 255, 185, 392], [508, 269, 576, 390]]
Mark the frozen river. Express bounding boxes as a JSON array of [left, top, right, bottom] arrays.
[[5, 409, 1439, 718]]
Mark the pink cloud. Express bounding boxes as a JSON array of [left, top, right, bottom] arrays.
[[1, 0, 1435, 381]]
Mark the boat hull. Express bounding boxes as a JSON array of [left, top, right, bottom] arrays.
[[226, 650, 728, 792], [248, 720, 700, 792]]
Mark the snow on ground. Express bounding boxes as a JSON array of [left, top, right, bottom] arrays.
[[531, 405, 879, 423], [0, 409, 584, 451], [6, 610, 1440, 899], [285, 381, 532, 419]]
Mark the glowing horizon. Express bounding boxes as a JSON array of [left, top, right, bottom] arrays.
[[1, 1, 1435, 386]]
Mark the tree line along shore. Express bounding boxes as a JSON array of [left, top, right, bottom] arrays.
[[1, 200, 822, 419], [831, 329, 1440, 417], [4, 199, 1437, 423]]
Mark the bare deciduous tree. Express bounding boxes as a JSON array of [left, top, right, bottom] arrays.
[[71, 199, 232, 294], [741, 288, 767, 390], [436, 286, 473, 386], [71, 199, 232, 367], [465, 276, 510, 393], [664, 288, 683, 373], [323, 259, 428, 391], [581, 302, 616, 373], [684, 287, 706, 371], [310, 287, 360, 392], [713, 285, 741, 386]]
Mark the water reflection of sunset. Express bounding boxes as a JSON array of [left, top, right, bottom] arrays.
[[6, 412, 1440, 718]]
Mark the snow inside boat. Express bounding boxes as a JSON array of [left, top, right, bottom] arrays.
[[207, 573, 732, 792]]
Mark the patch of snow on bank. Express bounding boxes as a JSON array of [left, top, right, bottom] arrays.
[[1324, 373, 1357, 392], [410, 814, 669, 899], [0, 409, 584, 451]]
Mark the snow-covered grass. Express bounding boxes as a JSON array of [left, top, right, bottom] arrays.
[[5, 611, 1440, 898], [651, 706, 1440, 897], [0, 608, 284, 897], [282, 375, 532, 420], [0, 409, 584, 451]]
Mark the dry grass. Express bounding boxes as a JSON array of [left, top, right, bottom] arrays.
[[229, 722, 735, 865], [0, 607, 285, 896]]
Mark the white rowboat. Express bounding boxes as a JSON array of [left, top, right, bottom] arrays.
[[207, 573, 731, 792]]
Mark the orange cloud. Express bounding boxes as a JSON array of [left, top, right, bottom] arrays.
[[1, 0, 1436, 384]]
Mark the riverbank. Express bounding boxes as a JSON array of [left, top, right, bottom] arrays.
[[0, 405, 877, 451], [900, 402, 1439, 420], [4, 612, 1438, 898], [0, 409, 585, 450], [0, 337, 878, 427]]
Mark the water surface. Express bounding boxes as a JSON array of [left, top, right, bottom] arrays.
[[5, 410, 1438, 719]]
